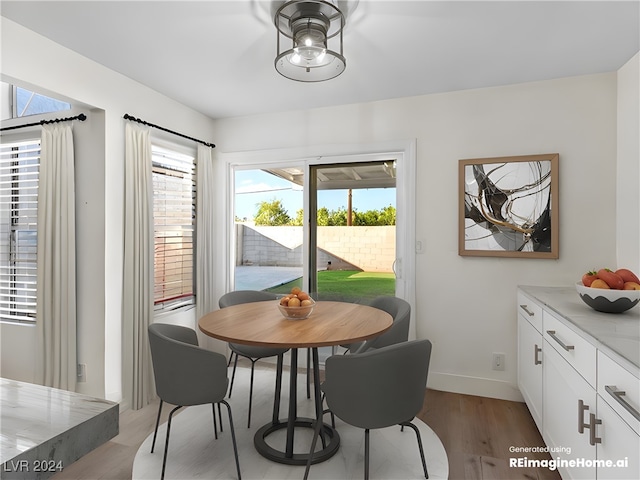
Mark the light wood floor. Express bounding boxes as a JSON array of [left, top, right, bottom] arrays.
[[420, 389, 561, 480], [53, 362, 560, 480]]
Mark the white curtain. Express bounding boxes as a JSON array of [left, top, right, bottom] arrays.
[[36, 124, 77, 391], [196, 145, 217, 321], [122, 123, 154, 410]]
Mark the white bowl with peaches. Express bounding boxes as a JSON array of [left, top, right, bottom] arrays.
[[576, 267, 640, 313], [278, 287, 316, 319]]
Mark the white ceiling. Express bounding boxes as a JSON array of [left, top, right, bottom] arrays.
[[2, 1, 638, 120]]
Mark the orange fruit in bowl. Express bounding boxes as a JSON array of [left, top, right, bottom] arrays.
[[301, 299, 313, 307], [591, 279, 610, 289], [290, 287, 302, 295], [298, 292, 310, 301], [623, 281, 640, 290], [279, 296, 290, 306], [288, 297, 301, 307]]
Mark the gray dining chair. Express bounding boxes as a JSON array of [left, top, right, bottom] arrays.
[[148, 323, 241, 480], [219, 290, 290, 428], [304, 339, 432, 480], [345, 295, 411, 354]]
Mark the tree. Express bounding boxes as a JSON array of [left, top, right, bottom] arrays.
[[253, 199, 291, 226], [317, 207, 329, 226], [353, 205, 396, 226], [327, 207, 348, 226], [250, 199, 396, 226], [292, 208, 304, 226], [379, 205, 396, 225]]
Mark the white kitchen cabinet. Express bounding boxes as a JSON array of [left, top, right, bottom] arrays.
[[595, 395, 640, 480], [597, 350, 640, 436], [595, 349, 640, 480], [543, 337, 596, 479], [517, 292, 543, 431], [517, 286, 640, 480]]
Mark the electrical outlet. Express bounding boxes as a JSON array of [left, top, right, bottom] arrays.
[[492, 353, 505, 371], [77, 363, 86, 382]]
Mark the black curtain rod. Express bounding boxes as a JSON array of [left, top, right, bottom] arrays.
[[0, 113, 87, 132], [123, 114, 215, 148]]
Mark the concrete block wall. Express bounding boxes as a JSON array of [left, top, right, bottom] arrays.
[[237, 224, 395, 273]]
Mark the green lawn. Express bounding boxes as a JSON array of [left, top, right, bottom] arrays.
[[266, 270, 395, 302]]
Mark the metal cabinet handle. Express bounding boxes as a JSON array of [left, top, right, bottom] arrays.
[[534, 344, 542, 365], [578, 399, 590, 434], [605, 385, 640, 421], [589, 413, 602, 446], [547, 330, 575, 351], [519, 304, 535, 316]]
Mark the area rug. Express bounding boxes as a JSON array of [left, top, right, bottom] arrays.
[[133, 363, 448, 479]]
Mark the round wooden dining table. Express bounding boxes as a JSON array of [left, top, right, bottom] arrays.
[[198, 300, 392, 465]]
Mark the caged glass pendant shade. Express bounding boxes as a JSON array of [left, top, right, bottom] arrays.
[[274, 0, 346, 82]]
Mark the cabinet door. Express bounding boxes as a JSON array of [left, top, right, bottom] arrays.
[[543, 339, 596, 479], [518, 315, 543, 431], [596, 395, 640, 480], [597, 350, 640, 436]]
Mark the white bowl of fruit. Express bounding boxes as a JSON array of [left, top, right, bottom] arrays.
[[576, 268, 640, 313], [278, 287, 316, 320]]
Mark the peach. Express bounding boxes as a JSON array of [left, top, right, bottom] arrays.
[[288, 297, 301, 307], [590, 279, 610, 289]]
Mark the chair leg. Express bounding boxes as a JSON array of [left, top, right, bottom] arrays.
[[151, 399, 164, 453], [218, 403, 224, 433], [401, 421, 429, 479], [247, 358, 257, 428], [227, 351, 234, 367], [229, 353, 239, 398], [364, 428, 370, 480], [303, 408, 326, 480], [212, 404, 218, 440], [319, 392, 336, 428], [161, 405, 183, 480], [220, 400, 242, 480]]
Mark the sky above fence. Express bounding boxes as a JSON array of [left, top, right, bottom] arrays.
[[235, 169, 396, 221]]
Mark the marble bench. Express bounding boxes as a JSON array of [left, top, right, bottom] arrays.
[[1, 378, 119, 479]]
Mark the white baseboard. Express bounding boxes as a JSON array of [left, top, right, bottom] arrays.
[[427, 371, 525, 402]]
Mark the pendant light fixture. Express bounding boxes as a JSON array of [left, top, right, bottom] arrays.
[[274, 0, 346, 82]]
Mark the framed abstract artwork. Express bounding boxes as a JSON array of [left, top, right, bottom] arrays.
[[459, 153, 559, 258]]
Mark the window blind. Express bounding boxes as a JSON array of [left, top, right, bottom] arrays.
[[0, 139, 39, 323], [152, 145, 195, 310]]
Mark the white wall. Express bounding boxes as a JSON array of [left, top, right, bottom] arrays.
[[214, 72, 629, 400], [616, 53, 640, 274], [0, 17, 217, 403]]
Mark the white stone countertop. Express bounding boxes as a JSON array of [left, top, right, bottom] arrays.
[[0, 378, 118, 465], [519, 285, 640, 373]]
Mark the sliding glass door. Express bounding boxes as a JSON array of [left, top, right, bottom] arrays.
[[308, 161, 397, 303], [231, 160, 398, 304], [232, 166, 304, 293]]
